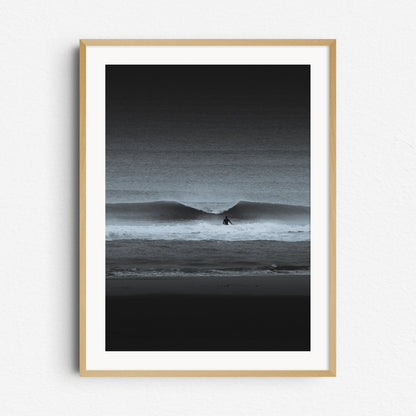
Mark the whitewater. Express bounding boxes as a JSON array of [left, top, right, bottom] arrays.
[[106, 222, 309, 241]]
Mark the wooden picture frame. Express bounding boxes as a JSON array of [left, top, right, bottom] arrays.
[[80, 39, 336, 377]]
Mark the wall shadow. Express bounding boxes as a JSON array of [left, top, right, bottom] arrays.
[[71, 46, 79, 373]]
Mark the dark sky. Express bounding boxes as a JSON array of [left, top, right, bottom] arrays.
[[106, 65, 310, 151], [105, 65, 310, 206]]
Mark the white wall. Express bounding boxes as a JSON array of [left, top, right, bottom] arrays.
[[1, 0, 415, 414]]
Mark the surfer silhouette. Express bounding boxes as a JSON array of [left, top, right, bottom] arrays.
[[223, 216, 232, 225]]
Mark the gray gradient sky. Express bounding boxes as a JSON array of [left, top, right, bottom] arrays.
[[106, 65, 310, 206]]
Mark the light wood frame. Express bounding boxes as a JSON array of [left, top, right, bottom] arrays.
[[79, 39, 336, 377]]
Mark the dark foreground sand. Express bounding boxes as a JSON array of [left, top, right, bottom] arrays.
[[106, 275, 310, 351]]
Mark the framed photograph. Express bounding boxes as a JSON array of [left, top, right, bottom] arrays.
[[79, 39, 336, 376]]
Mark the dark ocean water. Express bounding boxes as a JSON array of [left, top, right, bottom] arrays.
[[106, 146, 310, 208], [106, 239, 310, 279]]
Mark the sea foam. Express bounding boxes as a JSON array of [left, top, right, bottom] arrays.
[[106, 221, 310, 241]]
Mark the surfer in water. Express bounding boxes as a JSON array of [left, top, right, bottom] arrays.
[[223, 216, 232, 225]]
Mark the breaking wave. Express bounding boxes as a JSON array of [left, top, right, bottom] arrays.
[[106, 200, 309, 224], [106, 201, 309, 241]]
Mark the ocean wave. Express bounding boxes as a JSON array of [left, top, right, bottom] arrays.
[[106, 200, 309, 223]]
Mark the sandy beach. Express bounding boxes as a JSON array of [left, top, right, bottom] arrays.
[[106, 275, 310, 351]]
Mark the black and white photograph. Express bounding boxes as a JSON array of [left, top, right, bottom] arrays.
[[105, 64, 311, 351]]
